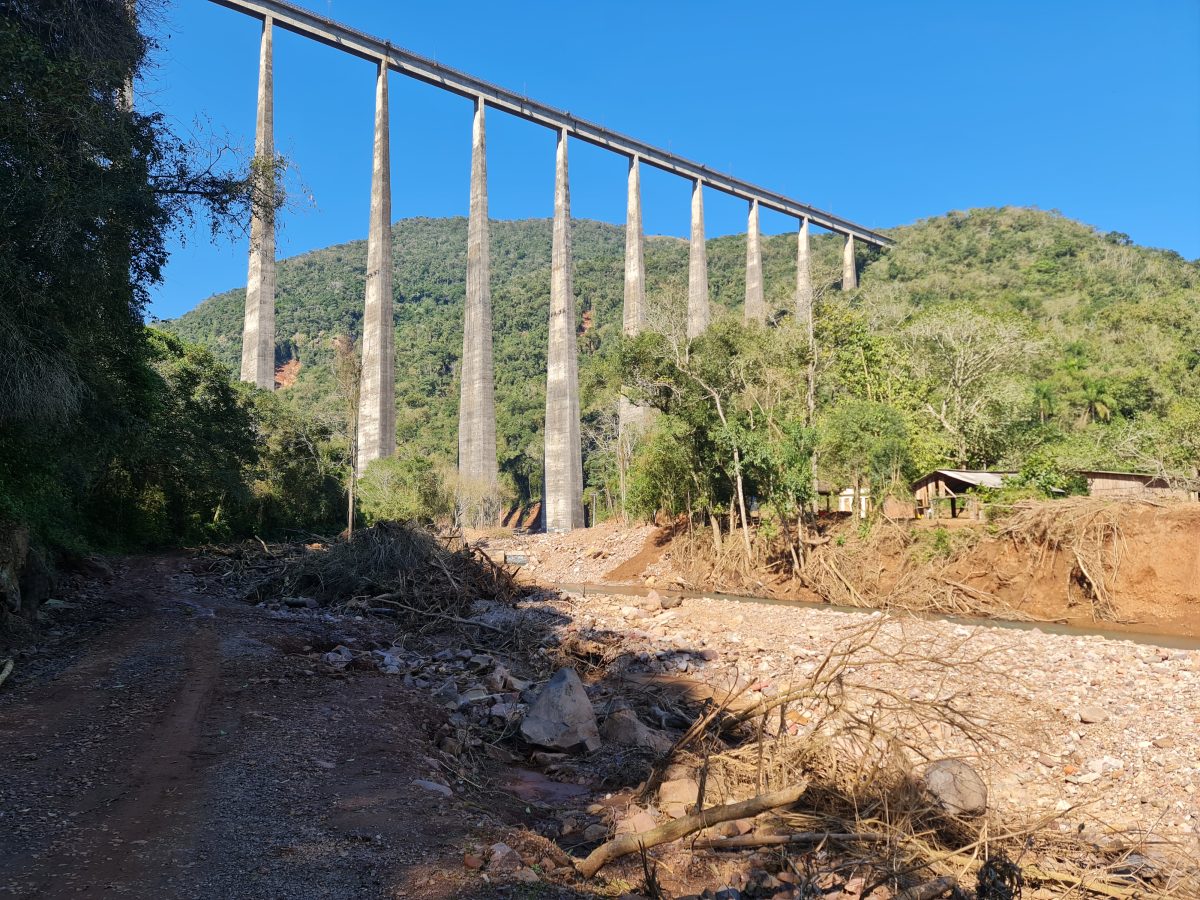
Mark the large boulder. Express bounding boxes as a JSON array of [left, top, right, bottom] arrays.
[[0, 526, 30, 618], [922, 759, 987, 816], [0, 526, 53, 622], [520, 667, 600, 753]]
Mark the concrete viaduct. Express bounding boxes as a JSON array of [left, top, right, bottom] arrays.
[[210, 0, 893, 532]]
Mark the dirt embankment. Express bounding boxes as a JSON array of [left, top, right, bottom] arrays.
[[942, 502, 1200, 634], [492, 501, 1200, 640]]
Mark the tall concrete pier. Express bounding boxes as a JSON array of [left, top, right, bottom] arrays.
[[239, 16, 276, 390], [457, 98, 499, 502], [355, 61, 396, 475], [618, 156, 647, 437], [543, 130, 584, 532], [744, 198, 765, 323], [796, 217, 813, 320], [842, 233, 858, 291], [120, 0, 136, 111], [687, 179, 709, 339], [622, 157, 646, 343]]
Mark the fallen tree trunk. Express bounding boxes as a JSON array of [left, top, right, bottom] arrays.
[[694, 831, 889, 850], [576, 780, 807, 878]]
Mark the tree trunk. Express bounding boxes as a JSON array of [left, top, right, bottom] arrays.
[[617, 433, 629, 521], [784, 513, 801, 575], [732, 446, 753, 562]]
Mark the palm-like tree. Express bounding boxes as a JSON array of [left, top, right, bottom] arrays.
[[1032, 381, 1056, 424], [1078, 379, 1117, 424]]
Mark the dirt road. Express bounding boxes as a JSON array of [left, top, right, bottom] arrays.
[[0, 556, 505, 899]]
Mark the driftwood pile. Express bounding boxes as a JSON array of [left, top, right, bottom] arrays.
[[247, 521, 523, 630]]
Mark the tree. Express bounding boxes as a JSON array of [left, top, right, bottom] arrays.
[[244, 391, 344, 534], [1076, 378, 1117, 424], [356, 453, 452, 525], [626, 321, 758, 559], [0, 0, 290, 552], [332, 335, 361, 535], [625, 318, 817, 565], [1032, 381, 1056, 424], [818, 401, 912, 515], [904, 310, 1041, 466], [87, 330, 257, 546], [1161, 399, 1200, 476]]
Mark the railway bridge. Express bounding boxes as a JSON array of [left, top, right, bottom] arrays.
[[208, 0, 893, 531]]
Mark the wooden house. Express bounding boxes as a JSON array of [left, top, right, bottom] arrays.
[[1078, 470, 1198, 501], [911, 469, 1012, 519]]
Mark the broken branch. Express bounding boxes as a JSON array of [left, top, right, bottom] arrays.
[[576, 780, 808, 878], [693, 831, 889, 850]]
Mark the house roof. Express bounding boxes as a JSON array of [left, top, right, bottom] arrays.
[[940, 469, 1011, 488], [913, 470, 1013, 490], [1077, 470, 1162, 479], [1077, 470, 1200, 490]]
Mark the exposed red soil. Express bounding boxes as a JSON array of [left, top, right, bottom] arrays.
[[943, 504, 1200, 635], [579, 504, 1200, 640], [602, 525, 673, 583], [274, 357, 301, 389]]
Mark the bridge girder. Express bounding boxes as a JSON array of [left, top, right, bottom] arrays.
[[207, 0, 893, 248]]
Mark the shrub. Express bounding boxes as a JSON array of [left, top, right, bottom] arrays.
[[357, 453, 452, 525]]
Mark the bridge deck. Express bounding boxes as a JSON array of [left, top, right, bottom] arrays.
[[208, 0, 892, 247]]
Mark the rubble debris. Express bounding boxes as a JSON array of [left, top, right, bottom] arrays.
[[249, 521, 522, 630]]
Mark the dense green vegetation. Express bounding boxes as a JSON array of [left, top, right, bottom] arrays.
[[170, 206, 1200, 524], [6, 0, 1197, 586], [0, 1, 340, 573]]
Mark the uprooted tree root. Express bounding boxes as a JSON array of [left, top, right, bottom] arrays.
[[997, 498, 1154, 622], [581, 618, 1197, 898], [244, 521, 524, 630], [674, 498, 1163, 624], [672, 516, 1032, 621]]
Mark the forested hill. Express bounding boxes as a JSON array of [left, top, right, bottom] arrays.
[[167, 207, 1200, 499]]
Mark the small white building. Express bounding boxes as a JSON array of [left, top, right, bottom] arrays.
[[836, 488, 870, 518]]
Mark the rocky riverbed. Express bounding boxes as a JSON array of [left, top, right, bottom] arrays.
[[533, 589, 1200, 848], [5, 547, 1197, 899], [264, 574, 1200, 895]]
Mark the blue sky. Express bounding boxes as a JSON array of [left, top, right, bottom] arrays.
[[144, 0, 1200, 319]]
